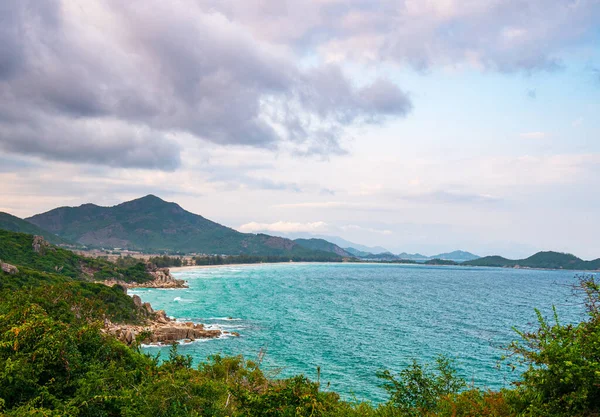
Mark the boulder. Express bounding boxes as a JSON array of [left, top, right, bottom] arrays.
[[1, 262, 19, 275], [132, 294, 143, 308], [32, 235, 51, 254]]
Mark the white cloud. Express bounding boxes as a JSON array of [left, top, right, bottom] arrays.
[[341, 225, 393, 235], [519, 131, 547, 139], [238, 221, 330, 233]]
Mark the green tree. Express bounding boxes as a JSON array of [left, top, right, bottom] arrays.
[[507, 275, 600, 416]]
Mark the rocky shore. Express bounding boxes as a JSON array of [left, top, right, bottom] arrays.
[[103, 263, 188, 289], [105, 295, 238, 346]]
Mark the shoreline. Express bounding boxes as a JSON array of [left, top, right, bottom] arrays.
[[169, 261, 313, 272], [169, 261, 600, 274]]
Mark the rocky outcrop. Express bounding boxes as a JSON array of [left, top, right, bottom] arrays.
[[0, 262, 19, 275], [102, 263, 187, 289], [32, 235, 53, 254], [144, 263, 187, 288], [105, 310, 224, 346]]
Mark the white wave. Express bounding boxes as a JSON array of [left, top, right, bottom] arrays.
[[140, 332, 236, 348]]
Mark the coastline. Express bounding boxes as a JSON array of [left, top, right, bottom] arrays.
[[170, 261, 600, 274], [169, 261, 310, 272]]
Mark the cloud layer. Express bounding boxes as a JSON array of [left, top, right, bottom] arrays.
[[0, 0, 412, 169], [207, 0, 600, 71]]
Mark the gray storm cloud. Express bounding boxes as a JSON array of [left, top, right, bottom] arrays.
[[0, 0, 412, 170]]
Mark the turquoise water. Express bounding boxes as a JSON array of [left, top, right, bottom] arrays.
[[132, 263, 588, 403]]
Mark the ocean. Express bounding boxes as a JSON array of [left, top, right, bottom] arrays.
[[132, 263, 588, 403]]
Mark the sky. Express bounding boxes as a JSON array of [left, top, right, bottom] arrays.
[[1, 0, 600, 258]]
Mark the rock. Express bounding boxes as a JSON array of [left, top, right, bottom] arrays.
[[142, 302, 154, 314], [132, 295, 143, 308], [32, 235, 52, 254], [155, 310, 170, 324], [231, 332, 240, 337], [1, 262, 19, 275], [101, 264, 187, 289]]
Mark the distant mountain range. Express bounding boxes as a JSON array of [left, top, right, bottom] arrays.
[[463, 252, 600, 270], [273, 233, 390, 254], [15, 195, 339, 259], [2, 195, 598, 270], [349, 249, 480, 263]]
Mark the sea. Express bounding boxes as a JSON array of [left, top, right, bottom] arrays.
[[131, 263, 590, 403]]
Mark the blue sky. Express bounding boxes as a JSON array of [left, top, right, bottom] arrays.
[[1, 0, 599, 258]]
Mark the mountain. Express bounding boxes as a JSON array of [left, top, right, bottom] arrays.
[[293, 238, 353, 257], [0, 211, 71, 245], [359, 252, 404, 261], [26, 195, 341, 259], [396, 252, 429, 261], [276, 233, 390, 254], [463, 251, 600, 270], [429, 250, 480, 262], [344, 247, 374, 257]]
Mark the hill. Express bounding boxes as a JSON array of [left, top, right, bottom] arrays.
[[397, 252, 429, 261], [26, 195, 342, 259], [430, 250, 480, 262], [0, 211, 71, 245], [294, 238, 353, 257], [463, 251, 600, 270], [0, 229, 153, 283], [345, 247, 374, 257], [425, 259, 458, 266]]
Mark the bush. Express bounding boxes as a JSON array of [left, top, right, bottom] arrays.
[[507, 275, 600, 416]]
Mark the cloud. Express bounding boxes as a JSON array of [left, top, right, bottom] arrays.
[[205, 0, 600, 72], [341, 224, 393, 235], [401, 190, 500, 205], [0, 0, 412, 169], [520, 131, 547, 139], [273, 201, 392, 211], [238, 221, 329, 233]]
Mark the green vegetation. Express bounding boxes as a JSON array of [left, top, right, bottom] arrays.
[[24, 195, 344, 259], [345, 247, 374, 257], [0, 211, 71, 245], [463, 251, 600, 270], [194, 254, 346, 266], [2, 231, 600, 416], [293, 238, 353, 257], [424, 259, 458, 266], [0, 230, 153, 283]]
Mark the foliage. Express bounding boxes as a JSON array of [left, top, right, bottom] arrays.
[[147, 255, 184, 268], [293, 238, 353, 258], [378, 356, 467, 416], [2, 233, 600, 416], [0, 211, 71, 245], [424, 259, 458, 266], [463, 252, 600, 270], [506, 275, 600, 416], [0, 230, 153, 283], [194, 254, 345, 266]]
